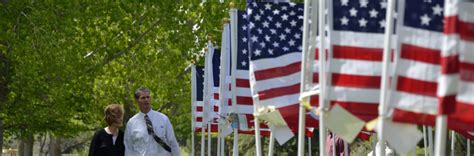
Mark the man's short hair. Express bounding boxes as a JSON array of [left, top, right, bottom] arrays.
[[104, 104, 124, 126], [134, 87, 151, 99]]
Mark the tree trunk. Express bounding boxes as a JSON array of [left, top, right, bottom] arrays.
[[124, 96, 134, 124], [18, 135, 34, 156], [123, 79, 135, 124], [48, 136, 61, 156], [0, 119, 3, 156], [0, 41, 10, 156], [39, 133, 47, 156]]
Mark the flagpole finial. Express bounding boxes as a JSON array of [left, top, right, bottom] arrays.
[[229, 2, 235, 8], [223, 18, 230, 24]]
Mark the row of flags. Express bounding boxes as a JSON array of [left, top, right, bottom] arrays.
[[191, 0, 474, 155]]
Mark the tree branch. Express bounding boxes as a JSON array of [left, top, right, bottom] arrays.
[[86, 18, 161, 72]]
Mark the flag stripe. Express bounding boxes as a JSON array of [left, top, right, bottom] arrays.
[[460, 62, 474, 82], [236, 79, 251, 87], [333, 45, 383, 61], [397, 76, 438, 97], [444, 16, 474, 41], [400, 44, 441, 65], [393, 108, 436, 126], [258, 83, 300, 100], [441, 55, 460, 74], [254, 61, 301, 81], [236, 96, 253, 105], [332, 73, 381, 89], [253, 71, 300, 92]]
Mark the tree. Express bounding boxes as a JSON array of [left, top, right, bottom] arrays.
[[0, 1, 249, 154]]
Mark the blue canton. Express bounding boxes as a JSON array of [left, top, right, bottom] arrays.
[[333, 0, 388, 33], [247, 2, 304, 60], [403, 0, 444, 32]]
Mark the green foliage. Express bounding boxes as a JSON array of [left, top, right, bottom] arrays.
[[0, 0, 254, 143]]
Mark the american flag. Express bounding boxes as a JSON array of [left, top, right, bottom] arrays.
[[438, 0, 474, 134], [232, 10, 271, 134], [324, 0, 388, 121], [203, 44, 220, 132], [391, 0, 445, 126], [247, 1, 315, 128], [192, 66, 205, 132], [219, 23, 232, 120]]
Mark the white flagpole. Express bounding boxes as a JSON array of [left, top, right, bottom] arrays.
[[424, 126, 428, 156], [233, 128, 239, 156], [191, 65, 197, 156], [229, 6, 240, 156], [202, 47, 210, 156], [344, 141, 348, 156], [377, 0, 396, 155], [208, 127, 213, 156], [253, 108, 262, 156], [429, 127, 434, 156], [218, 126, 221, 156], [268, 132, 275, 156], [202, 127, 206, 156], [451, 131, 455, 156], [192, 118, 195, 156], [218, 21, 230, 156], [221, 136, 225, 156], [372, 134, 376, 156], [318, 0, 328, 155], [297, 0, 314, 154], [332, 134, 336, 156], [308, 137, 312, 156], [435, 115, 448, 156], [435, 0, 456, 154], [206, 41, 214, 156], [192, 65, 197, 156], [413, 145, 417, 156], [468, 139, 470, 156]]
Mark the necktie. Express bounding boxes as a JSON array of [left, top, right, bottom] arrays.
[[144, 114, 172, 152]]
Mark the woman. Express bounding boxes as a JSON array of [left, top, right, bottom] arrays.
[[89, 104, 125, 156]]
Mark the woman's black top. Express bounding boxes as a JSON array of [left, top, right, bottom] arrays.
[[88, 128, 125, 156]]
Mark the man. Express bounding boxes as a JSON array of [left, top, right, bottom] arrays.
[[124, 87, 181, 156]]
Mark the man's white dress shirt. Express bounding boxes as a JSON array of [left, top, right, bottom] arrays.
[[124, 110, 181, 156]]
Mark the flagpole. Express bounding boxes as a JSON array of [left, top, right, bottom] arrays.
[[202, 127, 205, 156], [208, 123, 211, 156], [192, 65, 197, 156], [451, 131, 455, 156], [468, 139, 470, 156], [202, 47, 210, 156], [424, 126, 428, 156], [268, 132, 274, 156], [233, 128, 239, 156], [218, 20, 230, 156], [221, 136, 225, 156], [413, 145, 417, 156], [207, 40, 213, 156], [218, 125, 221, 156], [428, 127, 434, 156], [332, 134, 336, 156], [344, 141, 348, 156], [435, 115, 448, 156], [297, 0, 314, 154], [192, 123, 195, 156], [229, 5, 240, 156], [318, 0, 328, 155], [377, 0, 396, 155], [372, 134, 376, 156], [308, 137, 312, 156]]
